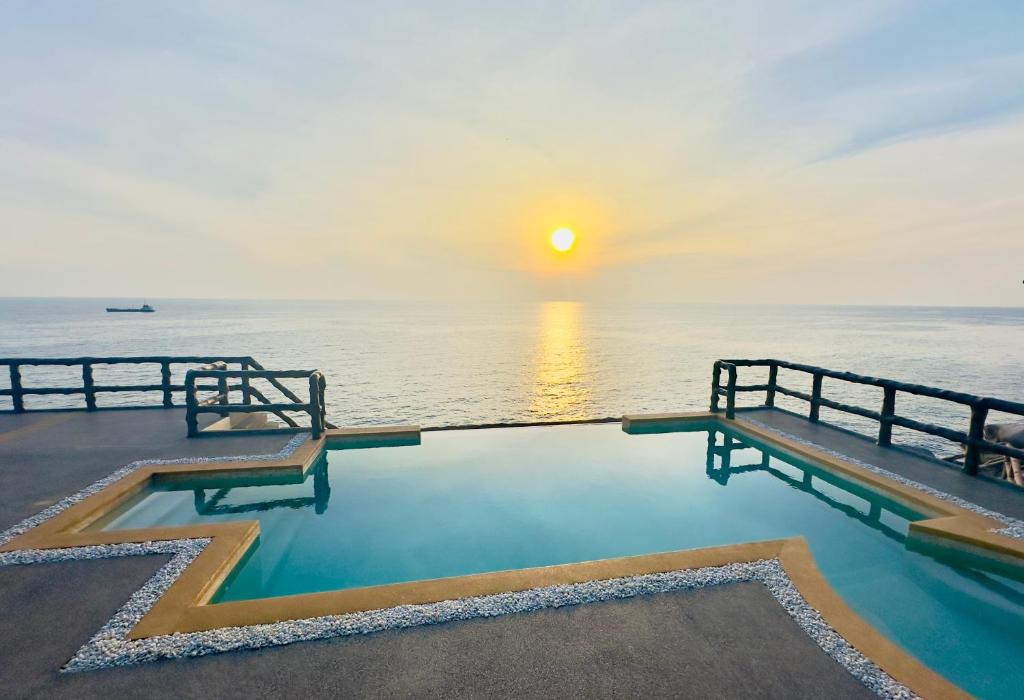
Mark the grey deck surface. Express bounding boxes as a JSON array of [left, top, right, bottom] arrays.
[[0, 408, 293, 531], [0, 409, 882, 698], [0, 557, 873, 700], [738, 407, 1024, 520]]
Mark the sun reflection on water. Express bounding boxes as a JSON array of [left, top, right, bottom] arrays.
[[529, 301, 591, 420]]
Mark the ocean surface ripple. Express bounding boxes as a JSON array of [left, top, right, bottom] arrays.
[[2, 299, 1023, 457]]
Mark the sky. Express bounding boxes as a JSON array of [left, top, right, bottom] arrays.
[[1, 1, 1023, 305]]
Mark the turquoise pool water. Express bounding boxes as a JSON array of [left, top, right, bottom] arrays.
[[99, 423, 1024, 698]]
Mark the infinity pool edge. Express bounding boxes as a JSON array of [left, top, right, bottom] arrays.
[[2, 414, 1019, 698]]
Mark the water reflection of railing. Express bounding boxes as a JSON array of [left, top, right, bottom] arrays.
[[704, 429, 910, 543], [702, 428, 1024, 598], [192, 463, 331, 516]]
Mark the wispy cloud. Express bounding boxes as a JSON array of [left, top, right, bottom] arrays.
[[741, 2, 1024, 160], [1, 2, 1022, 304]]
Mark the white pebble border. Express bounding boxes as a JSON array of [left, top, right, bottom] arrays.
[[37, 548, 912, 699], [741, 417, 1024, 540], [0, 433, 308, 549]]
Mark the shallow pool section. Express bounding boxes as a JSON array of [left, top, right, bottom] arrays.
[[98, 423, 1024, 698]]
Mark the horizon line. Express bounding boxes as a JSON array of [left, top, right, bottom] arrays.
[[0, 295, 1022, 311]]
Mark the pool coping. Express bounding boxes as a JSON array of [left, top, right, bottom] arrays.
[[57, 541, 928, 700], [3, 413, 1022, 697]]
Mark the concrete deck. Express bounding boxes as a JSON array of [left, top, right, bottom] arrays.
[[0, 556, 872, 699], [0, 409, 292, 532], [738, 407, 1024, 520], [2, 407, 1013, 698]]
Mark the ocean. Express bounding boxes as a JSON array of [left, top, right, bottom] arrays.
[[2, 298, 1023, 457]]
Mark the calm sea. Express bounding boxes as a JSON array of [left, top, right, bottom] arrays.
[[2, 298, 1023, 457]]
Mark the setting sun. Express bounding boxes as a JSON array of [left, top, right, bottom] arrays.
[[550, 228, 576, 252]]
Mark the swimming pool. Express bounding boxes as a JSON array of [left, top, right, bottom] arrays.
[[96, 422, 1023, 698]]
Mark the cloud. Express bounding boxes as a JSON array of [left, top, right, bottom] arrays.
[[740, 2, 1024, 160], [1, 2, 1022, 304]]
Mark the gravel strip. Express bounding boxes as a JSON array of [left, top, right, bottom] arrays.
[[46, 551, 913, 698]]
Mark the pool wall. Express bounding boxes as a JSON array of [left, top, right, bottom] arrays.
[[3, 412, 1023, 698]]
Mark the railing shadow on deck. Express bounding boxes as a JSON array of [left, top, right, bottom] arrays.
[[710, 359, 1024, 479]]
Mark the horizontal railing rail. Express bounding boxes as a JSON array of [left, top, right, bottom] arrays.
[[0, 356, 256, 412], [710, 358, 1024, 477], [185, 368, 328, 439]]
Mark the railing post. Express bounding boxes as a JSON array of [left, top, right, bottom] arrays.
[[964, 401, 989, 476], [725, 364, 737, 419], [877, 386, 896, 446], [185, 371, 199, 437], [9, 363, 24, 413], [240, 361, 252, 405], [710, 362, 722, 413], [217, 371, 229, 414], [809, 373, 823, 422], [765, 363, 778, 407], [160, 361, 173, 408], [308, 373, 322, 440], [82, 362, 96, 410]]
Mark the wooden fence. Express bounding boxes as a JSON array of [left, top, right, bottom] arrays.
[[1, 355, 333, 438], [0, 356, 259, 411], [710, 358, 1024, 476], [185, 368, 327, 439]]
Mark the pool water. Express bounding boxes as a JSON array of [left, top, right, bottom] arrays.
[[99, 423, 1024, 698]]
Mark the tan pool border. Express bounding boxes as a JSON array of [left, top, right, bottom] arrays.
[[5, 413, 1022, 698], [676, 412, 1024, 562]]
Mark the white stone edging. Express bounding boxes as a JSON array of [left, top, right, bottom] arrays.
[[0, 541, 914, 698]]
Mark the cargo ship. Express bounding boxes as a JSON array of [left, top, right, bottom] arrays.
[[105, 303, 155, 313]]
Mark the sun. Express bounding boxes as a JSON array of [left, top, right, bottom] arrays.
[[549, 227, 576, 252]]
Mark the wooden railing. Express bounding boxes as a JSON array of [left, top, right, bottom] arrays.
[[1, 355, 334, 439], [711, 359, 1024, 476], [0, 356, 256, 412], [185, 368, 328, 439]]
